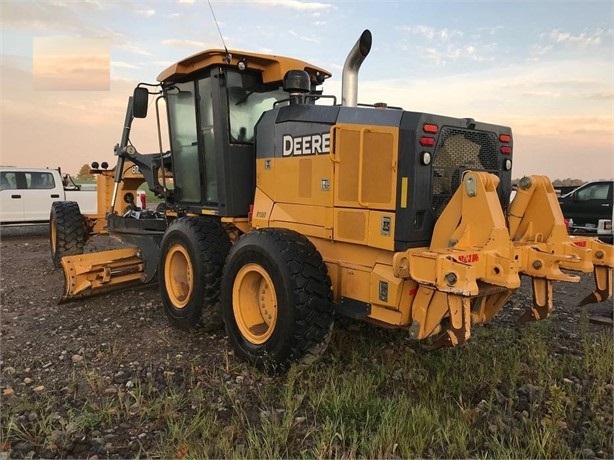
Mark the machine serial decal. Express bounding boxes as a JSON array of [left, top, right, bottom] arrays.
[[282, 133, 330, 157], [456, 253, 479, 264]]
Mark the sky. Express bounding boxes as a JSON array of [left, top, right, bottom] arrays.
[[1, 0, 612, 180]]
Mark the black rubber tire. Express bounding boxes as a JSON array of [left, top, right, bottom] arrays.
[[221, 228, 334, 374], [50, 201, 87, 268], [159, 217, 231, 330]]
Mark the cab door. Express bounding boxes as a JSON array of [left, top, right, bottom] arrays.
[[166, 82, 202, 204]]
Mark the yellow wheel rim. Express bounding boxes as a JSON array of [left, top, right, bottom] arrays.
[[164, 244, 193, 309], [50, 217, 57, 254], [232, 263, 278, 345]]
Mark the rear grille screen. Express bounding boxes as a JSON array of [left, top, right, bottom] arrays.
[[431, 127, 499, 216]]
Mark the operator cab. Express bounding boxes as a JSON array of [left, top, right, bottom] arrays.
[[146, 50, 330, 217]]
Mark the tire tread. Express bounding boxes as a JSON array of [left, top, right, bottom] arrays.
[[223, 228, 334, 372], [50, 201, 86, 268], [160, 217, 231, 330]]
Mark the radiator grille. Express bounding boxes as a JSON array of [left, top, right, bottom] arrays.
[[431, 128, 499, 216]]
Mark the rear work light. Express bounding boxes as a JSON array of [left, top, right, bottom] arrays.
[[419, 136, 435, 147], [499, 133, 511, 143]]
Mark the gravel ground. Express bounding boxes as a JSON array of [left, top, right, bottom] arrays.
[[0, 224, 612, 458]]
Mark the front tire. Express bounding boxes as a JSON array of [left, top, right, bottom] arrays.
[[221, 229, 334, 373], [159, 217, 231, 330], [50, 201, 87, 268]]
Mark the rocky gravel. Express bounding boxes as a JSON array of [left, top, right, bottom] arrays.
[[0, 224, 612, 458]]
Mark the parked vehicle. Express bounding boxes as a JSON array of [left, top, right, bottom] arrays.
[[558, 180, 613, 242], [0, 167, 97, 225], [553, 185, 578, 197]]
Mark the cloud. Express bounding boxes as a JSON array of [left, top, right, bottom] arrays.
[[397, 24, 493, 66], [529, 44, 554, 59], [473, 26, 503, 37], [548, 29, 603, 47], [585, 92, 614, 100], [161, 38, 209, 49], [521, 90, 561, 98], [506, 115, 611, 137], [153, 60, 175, 68], [115, 43, 152, 56], [1, 1, 104, 33], [415, 43, 493, 66], [252, 0, 333, 12], [135, 8, 155, 17], [111, 61, 140, 69], [399, 25, 464, 41], [288, 30, 320, 44], [501, 77, 609, 94], [49, 0, 104, 7], [532, 28, 610, 59]]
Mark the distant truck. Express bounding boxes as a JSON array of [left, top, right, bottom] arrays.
[[558, 180, 613, 243], [0, 167, 97, 225], [552, 185, 579, 197]]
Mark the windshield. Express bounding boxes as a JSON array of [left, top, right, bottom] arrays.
[[226, 70, 287, 144]]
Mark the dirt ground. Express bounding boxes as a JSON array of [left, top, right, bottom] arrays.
[[0, 224, 612, 458]]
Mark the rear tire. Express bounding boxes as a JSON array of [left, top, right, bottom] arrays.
[[50, 201, 87, 268], [159, 217, 231, 330], [221, 229, 334, 373]]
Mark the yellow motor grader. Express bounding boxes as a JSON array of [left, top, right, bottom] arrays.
[[51, 30, 613, 372]]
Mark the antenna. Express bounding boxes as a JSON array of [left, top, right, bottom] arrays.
[[207, 0, 231, 62]]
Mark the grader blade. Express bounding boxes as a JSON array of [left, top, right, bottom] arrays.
[[60, 248, 145, 303], [508, 175, 614, 321]]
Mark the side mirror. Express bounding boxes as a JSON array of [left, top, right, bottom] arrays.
[[133, 87, 149, 118]]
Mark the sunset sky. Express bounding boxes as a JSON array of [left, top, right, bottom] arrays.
[[1, 0, 612, 180]]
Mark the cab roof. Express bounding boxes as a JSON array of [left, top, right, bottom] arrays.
[[157, 49, 331, 85]]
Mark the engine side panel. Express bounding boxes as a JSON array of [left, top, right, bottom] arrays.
[[254, 104, 513, 253]]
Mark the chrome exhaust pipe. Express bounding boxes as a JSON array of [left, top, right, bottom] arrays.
[[341, 29, 372, 107]]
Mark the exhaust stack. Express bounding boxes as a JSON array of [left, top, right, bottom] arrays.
[[342, 29, 372, 107]]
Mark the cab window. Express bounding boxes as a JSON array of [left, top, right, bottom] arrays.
[[166, 82, 201, 203], [225, 70, 287, 144], [576, 183, 610, 201], [0, 172, 16, 190], [27, 172, 56, 190]]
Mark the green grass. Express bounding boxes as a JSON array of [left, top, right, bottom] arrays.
[[2, 318, 612, 459]]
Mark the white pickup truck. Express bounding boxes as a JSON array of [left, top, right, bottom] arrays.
[[0, 167, 97, 225]]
